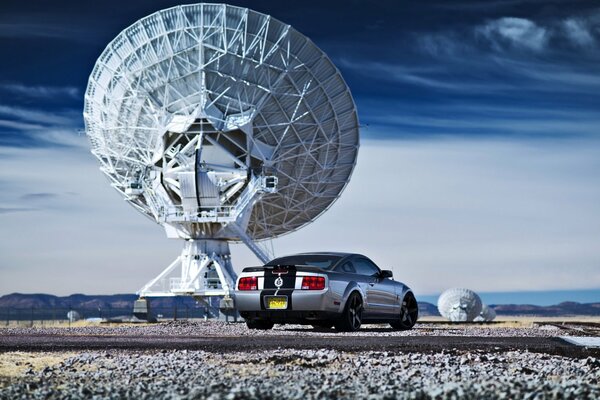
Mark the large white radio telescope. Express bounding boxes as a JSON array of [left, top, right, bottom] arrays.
[[437, 288, 483, 322], [84, 3, 359, 304]]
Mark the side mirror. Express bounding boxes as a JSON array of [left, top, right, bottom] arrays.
[[380, 270, 393, 279]]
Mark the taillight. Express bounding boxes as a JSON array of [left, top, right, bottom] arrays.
[[301, 276, 325, 290], [238, 276, 258, 290]]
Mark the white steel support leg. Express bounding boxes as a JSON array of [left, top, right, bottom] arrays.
[[227, 222, 272, 263], [184, 256, 211, 291], [137, 239, 238, 298], [211, 256, 233, 295], [179, 241, 210, 292], [138, 256, 182, 297]]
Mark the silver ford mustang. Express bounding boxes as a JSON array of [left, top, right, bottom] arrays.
[[235, 252, 418, 332]]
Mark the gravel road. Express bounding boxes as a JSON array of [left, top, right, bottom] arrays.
[[1, 321, 599, 399], [0, 319, 591, 337], [1, 349, 599, 399]]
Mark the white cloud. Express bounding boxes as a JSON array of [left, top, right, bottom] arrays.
[[0, 105, 76, 127], [562, 18, 595, 47], [0, 119, 45, 131], [369, 108, 600, 137], [0, 104, 83, 148], [0, 83, 79, 99], [339, 54, 600, 97], [0, 22, 85, 41], [338, 59, 512, 93], [488, 56, 600, 90], [478, 17, 549, 52], [417, 33, 468, 58]]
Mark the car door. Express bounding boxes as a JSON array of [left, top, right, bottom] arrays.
[[353, 258, 399, 317], [335, 259, 376, 316]]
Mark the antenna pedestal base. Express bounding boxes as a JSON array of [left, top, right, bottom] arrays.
[[137, 239, 238, 300]]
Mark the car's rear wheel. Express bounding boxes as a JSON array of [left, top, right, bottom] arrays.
[[390, 292, 418, 330], [335, 292, 363, 332], [246, 319, 274, 330]]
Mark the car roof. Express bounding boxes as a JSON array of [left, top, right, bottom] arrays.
[[275, 252, 364, 258]]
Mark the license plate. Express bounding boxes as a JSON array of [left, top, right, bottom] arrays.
[[266, 296, 288, 310]]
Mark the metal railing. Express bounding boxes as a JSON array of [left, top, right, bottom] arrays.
[[143, 174, 264, 224]]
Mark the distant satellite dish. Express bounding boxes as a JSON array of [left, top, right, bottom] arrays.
[[84, 3, 359, 303], [67, 310, 81, 322], [474, 304, 496, 322], [437, 288, 482, 322]]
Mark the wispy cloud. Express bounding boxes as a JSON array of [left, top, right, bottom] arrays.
[[0, 104, 84, 148], [340, 54, 600, 98], [562, 18, 596, 48], [0, 22, 85, 41], [0, 119, 46, 131], [0, 207, 36, 214], [417, 32, 472, 58], [338, 59, 512, 93], [416, 10, 600, 57], [341, 9, 600, 114], [475, 13, 600, 53], [369, 113, 600, 138], [434, 0, 555, 11], [0, 105, 78, 126], [354, 94, 600, 140], [488, 56, 600, 89], [20, 193, 59, 201], [0, 83, 79, 99], [477, 17, 549, 52]]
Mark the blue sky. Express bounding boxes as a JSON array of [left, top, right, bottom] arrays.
[[0, 0, 599, 304]]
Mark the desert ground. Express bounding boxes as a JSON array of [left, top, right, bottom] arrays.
[[0, 318, 599, 399]]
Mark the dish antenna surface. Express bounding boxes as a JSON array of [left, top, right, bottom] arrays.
[[84, 3, 359, 304], [437, 288, 482, 322], [474, 304, 496, 322]]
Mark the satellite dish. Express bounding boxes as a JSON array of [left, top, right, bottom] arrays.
[[67, 310, 81, 322], [474, 304, 496, 322], [84, 3, 359, 303], [437, 288, 482, 322]]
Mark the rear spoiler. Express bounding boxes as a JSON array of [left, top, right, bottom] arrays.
[[241, 264, 325, 273]]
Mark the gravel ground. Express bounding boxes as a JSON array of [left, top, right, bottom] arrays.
[[1, 348, 599, 399], [0, 320, 587, 337], [1, 321, 598, 398]]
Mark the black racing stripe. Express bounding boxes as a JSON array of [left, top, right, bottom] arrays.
[[260, 265, 297, 311], [262, 265, 297, 289]]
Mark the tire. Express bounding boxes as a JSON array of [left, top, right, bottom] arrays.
[[246, 319, 274, 330], [390, 291, 418, 330], [334, 292, 363, 332]]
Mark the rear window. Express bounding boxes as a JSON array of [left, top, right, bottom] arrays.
[[266, 254, 342, 270]]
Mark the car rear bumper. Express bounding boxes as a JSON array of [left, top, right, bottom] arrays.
[[235, 289, 340, 314], [239, 310, 339, 323]]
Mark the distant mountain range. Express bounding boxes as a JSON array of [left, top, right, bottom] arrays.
[[0, 293, 203, 320], [0, 293, 598, 317], [419, 300, 600, 317], [0, 293, 141, 310], [490, 301, 600, 316]]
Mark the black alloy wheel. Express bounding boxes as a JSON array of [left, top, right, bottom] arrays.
[[246, 319, 274, 330], [390, 291, 419, 330], [335, 292, 363, 332]]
